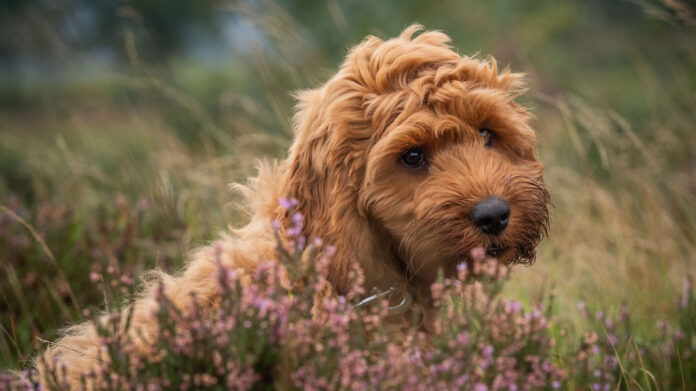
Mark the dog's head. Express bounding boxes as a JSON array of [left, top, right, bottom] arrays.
[[285, 25, 549, 292]]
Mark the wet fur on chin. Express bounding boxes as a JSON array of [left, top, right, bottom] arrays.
[[38, 24, 549, 387]]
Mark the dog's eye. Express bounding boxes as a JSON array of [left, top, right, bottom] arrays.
[[401, 148, 426, 169], [479, 128, 494, 148]]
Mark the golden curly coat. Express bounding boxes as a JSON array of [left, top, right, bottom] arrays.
[[39, 25, 549, 387]]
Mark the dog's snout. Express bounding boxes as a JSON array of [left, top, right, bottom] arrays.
[[470, 197, 510, 235]]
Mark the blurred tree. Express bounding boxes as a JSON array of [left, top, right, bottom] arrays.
[[0, 0, 222, 70]]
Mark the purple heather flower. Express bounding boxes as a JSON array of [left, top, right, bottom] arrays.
[[325, 245, 336, 257], [473, 384, 488, 391], [457, 332, 469, 345], [470, 247, 486, 260], [286, 227, 302, 237], [297, 235, 306, 250], [681, 277, 691, 308], [507, 301, 522, 313], [292, 211, 303, 227], [279, 197, 298, 210]]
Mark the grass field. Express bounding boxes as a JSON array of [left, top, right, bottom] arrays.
[[1, 0, 695, 389]]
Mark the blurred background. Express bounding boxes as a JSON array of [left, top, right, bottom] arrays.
[[1, 0, 695, 370]]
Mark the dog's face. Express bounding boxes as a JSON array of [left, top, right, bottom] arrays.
[[287, 26, 549, 290], [361, 100, 549, 283]]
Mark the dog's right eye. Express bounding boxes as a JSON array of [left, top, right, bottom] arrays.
[[401, 148, 426, 169], [479, 128, 494, 148]]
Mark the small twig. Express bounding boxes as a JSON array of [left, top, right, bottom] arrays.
[[35, 337, 89, 358], [353, 287, 414, 317], [354, 288, 394, 309]]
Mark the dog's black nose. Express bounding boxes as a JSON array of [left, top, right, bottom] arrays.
[[470, 197, 510, 235]]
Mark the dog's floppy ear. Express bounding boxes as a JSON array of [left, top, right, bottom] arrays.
[[284, 88, 333, 239], [284, 87, 375, 294]]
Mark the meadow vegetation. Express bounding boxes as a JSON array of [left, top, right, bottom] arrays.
[[1, 0, 695, 389]]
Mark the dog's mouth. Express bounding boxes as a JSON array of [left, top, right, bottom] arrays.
[[485, 245, 509, 258]]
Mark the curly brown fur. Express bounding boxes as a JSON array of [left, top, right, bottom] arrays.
[[38, 24, 549, 387]]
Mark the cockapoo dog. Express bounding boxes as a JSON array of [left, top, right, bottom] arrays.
[[39, 24, 549, 386]]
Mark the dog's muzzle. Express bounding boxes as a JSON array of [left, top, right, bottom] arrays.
[[486, 245, 509, 257]]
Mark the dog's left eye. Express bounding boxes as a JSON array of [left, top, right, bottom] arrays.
[[479, 128, 494, 148], [401, 148, 426, 169]]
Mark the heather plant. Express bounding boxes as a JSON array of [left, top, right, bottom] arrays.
[[423, 259, 566, 390], [0, 201, 574, 390], [0, 194, 176, 368], [565, 278, 696, 390], [2, 200, 695, 389]]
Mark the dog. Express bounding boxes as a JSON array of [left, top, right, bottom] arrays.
[[38, 24, 549, 387]]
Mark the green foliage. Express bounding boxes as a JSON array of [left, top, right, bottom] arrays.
[[0, 0, 219, 64]]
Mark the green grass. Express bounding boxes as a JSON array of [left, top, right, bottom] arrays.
[[1, 0, 695, 388]]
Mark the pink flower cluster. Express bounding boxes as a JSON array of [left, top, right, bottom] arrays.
[[2, 199, 694, 390]]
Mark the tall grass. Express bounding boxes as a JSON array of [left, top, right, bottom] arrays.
[[1, 0, 695, 388]]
